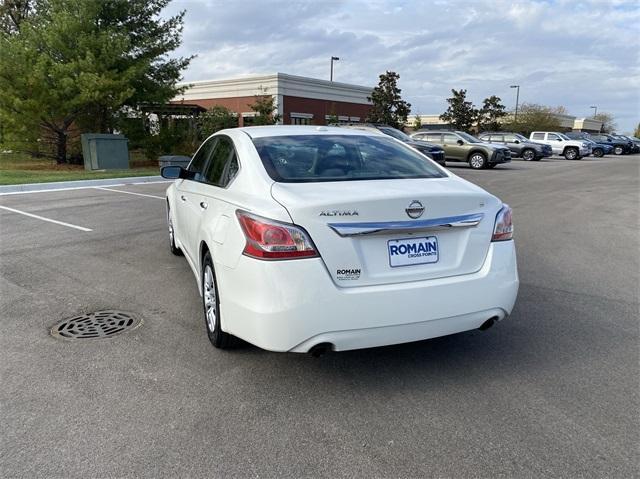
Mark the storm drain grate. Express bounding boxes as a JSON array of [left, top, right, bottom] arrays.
[[51, 310, 142, 340]]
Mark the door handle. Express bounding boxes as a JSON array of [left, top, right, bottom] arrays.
[[180, 195, 186, 202], [200, 201, 208, 210]]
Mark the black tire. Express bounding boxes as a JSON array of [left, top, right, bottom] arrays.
[[468, 152, 487, 169], [593, 148, 604, 158], [613, 145, 623, 155], [521, 149, 536, 161], [167, 203, 183, 256], [202, 251, 235, 349], [564, 147, 580, 160]]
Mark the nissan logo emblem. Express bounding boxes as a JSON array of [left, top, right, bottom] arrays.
[[406, 200, 424, 219]]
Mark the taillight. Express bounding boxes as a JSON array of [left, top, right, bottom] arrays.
[[492, 204, 513, 241], [236, 210, 319, 260]]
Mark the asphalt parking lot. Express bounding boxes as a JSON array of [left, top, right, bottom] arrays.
[[1, 155, 638, 478]]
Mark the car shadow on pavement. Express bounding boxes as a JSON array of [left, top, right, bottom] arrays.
[[218, 281, 630, 395]]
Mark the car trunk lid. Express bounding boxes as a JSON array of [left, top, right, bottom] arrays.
[[271, 178, 501, 287]]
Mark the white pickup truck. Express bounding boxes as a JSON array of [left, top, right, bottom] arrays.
[[529, 132, 591, 160]]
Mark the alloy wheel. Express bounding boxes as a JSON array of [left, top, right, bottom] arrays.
[[470, 154, 485, 169], [168, 215, 175, 246], [522, 150, 535, 161], [203, 265, 217, 332]]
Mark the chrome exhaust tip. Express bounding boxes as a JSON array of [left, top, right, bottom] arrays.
[[479, 316, 500, 331]]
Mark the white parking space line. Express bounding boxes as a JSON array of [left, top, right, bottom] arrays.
[[0, 205, 92, 232], [94, 187, 165, 200], [131, 180, 172, 185], [0, 184, 127, 196]]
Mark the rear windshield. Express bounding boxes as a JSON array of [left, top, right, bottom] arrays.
[[252, 134, 446, 183]]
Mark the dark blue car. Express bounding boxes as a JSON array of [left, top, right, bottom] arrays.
[[565, 132, 613, 157]]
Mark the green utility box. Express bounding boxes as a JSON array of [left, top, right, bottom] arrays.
[[81, 134, 129, 170]]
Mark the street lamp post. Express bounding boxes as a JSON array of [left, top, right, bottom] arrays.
[[590, 106, 598, 118], [330, 56, 340, 82], [510, 85, 520, 124]]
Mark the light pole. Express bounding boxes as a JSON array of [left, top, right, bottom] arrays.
[[590, 105, 598, 118], [510, 85, 520, 124], [330, 56, 339, 82]]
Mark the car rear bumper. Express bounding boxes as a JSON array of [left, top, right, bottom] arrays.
[[217, 241, 519, 352]]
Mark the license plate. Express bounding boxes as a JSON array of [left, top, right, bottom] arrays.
[[388, 236, 439, 267]]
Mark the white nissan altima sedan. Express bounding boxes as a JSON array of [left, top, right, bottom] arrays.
[[161, 126, 519, 354]]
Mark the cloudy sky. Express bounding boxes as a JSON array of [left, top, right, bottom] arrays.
[[164, 0, 640, 132]]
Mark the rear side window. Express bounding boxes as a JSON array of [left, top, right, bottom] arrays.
[[425, 133, 441, 142], [202, 136, 238, 187], [531, 132, 544, 140], [443, 133, 459, 145], [188, 137, 217, 181], [252, 134, 446, 183], [220, 153, 239, 186], [491, 135, 505, 142]]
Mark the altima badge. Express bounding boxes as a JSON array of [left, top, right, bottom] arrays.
[[406, 200, 425, 219], [319, 210, 359, 217]]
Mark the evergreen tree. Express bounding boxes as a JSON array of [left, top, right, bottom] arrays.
[[478, 95, 507, 131], [0, 0, 190, 163], [439, 89, 478, 131], [366, 71, 411, 129]]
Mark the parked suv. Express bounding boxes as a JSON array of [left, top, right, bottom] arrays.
[[529, 132, 591, 160], [340, 124, 445, 166], [588, 134, 632, 155], [478, 132, 552, 161], [411, 130, 511, 169], [565, 132, 613, 157]]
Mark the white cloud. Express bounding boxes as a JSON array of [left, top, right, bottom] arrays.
[[165, 0, 640, 131]]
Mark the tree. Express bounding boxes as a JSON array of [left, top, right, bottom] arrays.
[[0, 0, 34, 34], [413, 114, 422, 130], [366, 71, 411, 129], [250, 95, 280, 125], [594, 112, 617, 133], [326, 103, 339, 125], [0, 0, 190, 163], [634, 123, 640, 138], [477, 95, 507, 131], [505, 103, 561, 136], [439, 89, 478, 131], [197, 106, 237, 138]]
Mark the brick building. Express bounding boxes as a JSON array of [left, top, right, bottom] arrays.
[[172, 73, 372, 127]]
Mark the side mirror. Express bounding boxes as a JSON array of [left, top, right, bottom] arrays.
[[161, 165, 192, 180], [557, 138, 562, 141], [513, 140, 520, 144], [457, 139, 464, 146]]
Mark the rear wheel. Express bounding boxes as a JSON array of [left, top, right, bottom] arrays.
[[202, 251, 235, 349], [521, 149, 536, 161], [468, 152, 487, 169], [564, 147, 580, 160], [167, 204, 182, 256], [613, 145, 623, 155], [593, 148, 604, 158]]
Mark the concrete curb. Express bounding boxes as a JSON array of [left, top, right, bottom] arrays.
[[0, 176, 169, 195]]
